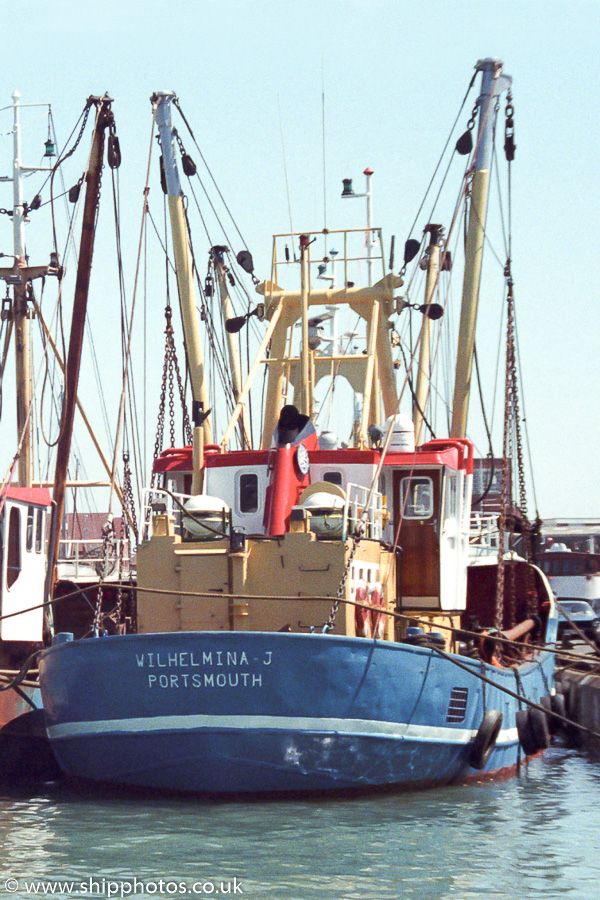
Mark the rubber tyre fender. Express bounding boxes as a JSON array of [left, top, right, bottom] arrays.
[[516, 709, 539, 756], [550, 692, 567, 733], [556, 683, 582, 745], [468, 709, 503, 770], [563, 681, 576, 719], [540, 695, 560, 735], [529, 706, 551, 749], [516, 707, 551, 756]]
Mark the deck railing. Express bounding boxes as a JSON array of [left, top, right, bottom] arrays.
[[343, 483, 384, 541], [469, 512, 502, 557], [57, 537, 133, 579]]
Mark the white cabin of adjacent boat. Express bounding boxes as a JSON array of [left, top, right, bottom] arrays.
[[0, 487, 51, 643]]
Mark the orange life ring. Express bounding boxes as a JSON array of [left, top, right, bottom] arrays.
[[355, 584, 371, 638], [370, 585, 385, 640]]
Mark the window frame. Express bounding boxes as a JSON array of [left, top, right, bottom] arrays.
[[399, 475, 434, 520]]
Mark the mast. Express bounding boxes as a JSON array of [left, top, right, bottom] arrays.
[[299, 234, 313, 418], [49, 95, 115, 584], [413, 224, 443, 443], [211, 247, 251, 448], [0, 91, 54, 486], [152, 91, 213, 476], [450, 58, 511, 438], [11, 92, 32, 487]]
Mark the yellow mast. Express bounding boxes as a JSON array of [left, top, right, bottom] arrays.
[[153, 92, 212, 489], [451, 59, 512, 439], [413, 225, 443, 444], [212, 248, 251, 448]]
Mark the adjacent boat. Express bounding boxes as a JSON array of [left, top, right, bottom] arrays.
[[0, 92, 60, 771], [540, 519, 600, 613], [40, 59, 560, 795], [0, 92, 125, 776]]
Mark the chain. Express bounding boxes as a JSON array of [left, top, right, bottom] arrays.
[[57, 101, 93, 171], [495, 260, 538, 631], [151, 305, 192, 486], [122, 450, 138, 542], [323, 523, 366, 632], [504, 92, 516, 162], [168, 348, 176, 447], [174, 129, 186, 157], [170, 323, 193, 445], [93, 582, 104, 638], [496, 263, 516, 632], [151, 309, 169, 487], [92, 515, 118, 636], [109, 538, 125, 634], [466, 100, 479, 133]]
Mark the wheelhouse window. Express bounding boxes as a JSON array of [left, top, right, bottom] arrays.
[[238, 473, 259, 513], [7, 506, 21, 588], [26, 506, 35, 552], [400, 476, 434, 519], [323, 471, 343, 487], [444, 474, 458, 519], [35, 508, 44, 554]]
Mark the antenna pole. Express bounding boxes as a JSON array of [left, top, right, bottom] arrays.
[[3, 91, 54, 486], [12, 92, 32, 486]]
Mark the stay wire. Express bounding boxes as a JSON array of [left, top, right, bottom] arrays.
[[278, 94, 295, 239], [404, 70, 477, 245], [182, 205, 240, 423], [173, 98, 250, 252]]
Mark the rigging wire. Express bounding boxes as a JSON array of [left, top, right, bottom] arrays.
[[109, 107, 158, 525], [403, 70, 477, 246], [278, 94, 295, 240], [173, 98, 251, 252], [321, 66, 327, 237]]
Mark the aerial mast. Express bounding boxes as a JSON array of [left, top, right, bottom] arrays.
[[450, 58, 511, 438], [0, 92, 55, 486]]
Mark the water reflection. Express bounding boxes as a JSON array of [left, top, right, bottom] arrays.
[[0, 746, 599, 899]]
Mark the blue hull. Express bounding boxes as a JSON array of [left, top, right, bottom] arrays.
[[39, 632, 554, 794]]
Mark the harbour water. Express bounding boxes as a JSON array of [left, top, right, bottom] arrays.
[[1, 743, 599, 900]]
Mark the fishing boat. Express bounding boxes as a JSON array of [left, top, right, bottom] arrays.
[[39, 59, 560, 794], [540, 520, 600, 613]]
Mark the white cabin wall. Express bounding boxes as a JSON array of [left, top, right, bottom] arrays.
[[439, 469, 469, 611], [205, 465, 270, 534], [1, 500, 47, 642], [310, 463, 379, 494]]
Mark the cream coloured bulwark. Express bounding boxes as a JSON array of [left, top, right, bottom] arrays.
[[136, 530, 395, 639]]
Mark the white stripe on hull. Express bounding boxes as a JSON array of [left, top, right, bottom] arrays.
[[47, 713, 519, 746]]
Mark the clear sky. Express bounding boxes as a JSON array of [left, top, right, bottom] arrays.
[[1, 0, 599, 520]]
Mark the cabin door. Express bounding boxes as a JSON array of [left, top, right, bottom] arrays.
[[393, 468, 441, 607]]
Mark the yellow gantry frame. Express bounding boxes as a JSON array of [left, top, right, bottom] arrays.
[[221, 229, 403, 451]]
